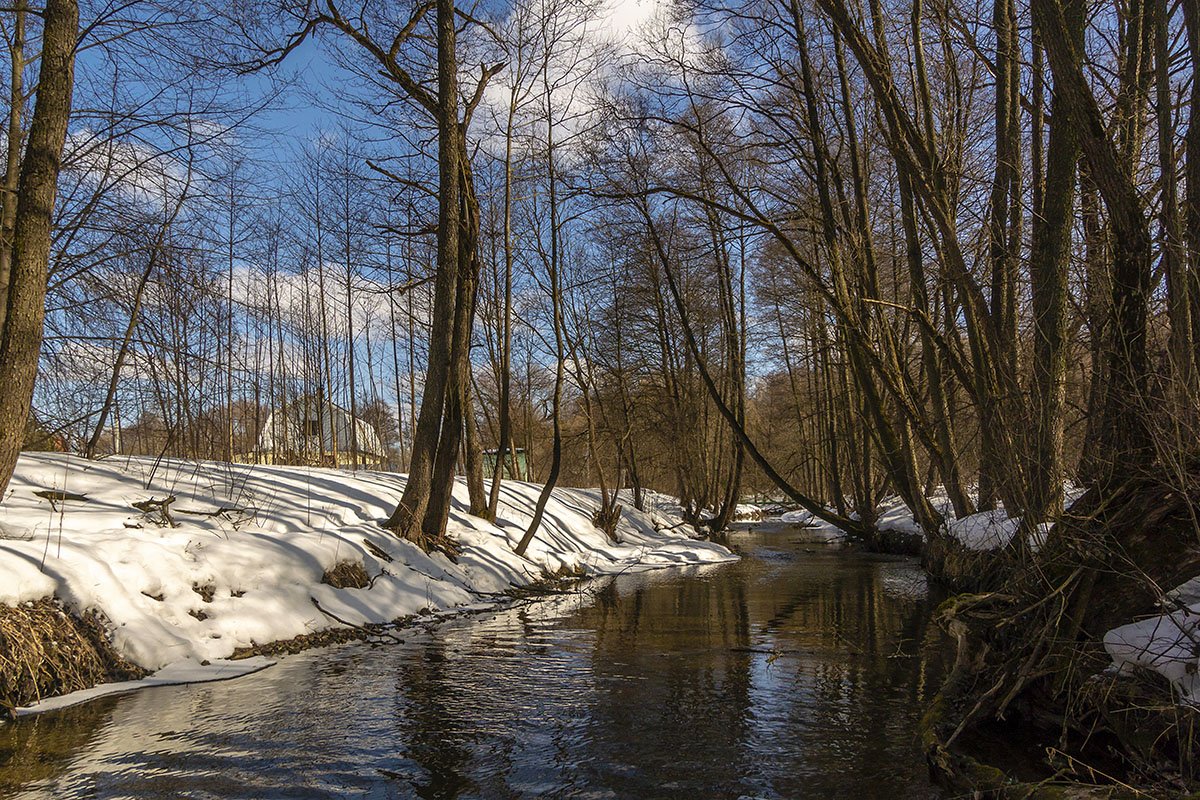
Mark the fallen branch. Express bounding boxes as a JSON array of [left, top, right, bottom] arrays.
[[309, 597, 405, 644]]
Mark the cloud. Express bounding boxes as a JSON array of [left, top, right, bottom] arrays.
[[62, 130, 190, 209]]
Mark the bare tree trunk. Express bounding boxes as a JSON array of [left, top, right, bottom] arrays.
[[462, 368, 487, 515], [515, 84, 566, 557], [639, 199, 866, 537], [1186, 3, 1200, 380], [983, 0, 1022, 512], [486, 89, 518, 521], [0, 0, 26, 336], [1035, 0, 1155, 486], [313, 162, 339, 468], [1024, 0, 1080, 524], [0, 0, 77, 495], [385, 0, 463, 545], [87, 167, 193, 458], [1158, 0, 1193, 395], [225, 176, 237, 463], [342, 157, 360, 469]]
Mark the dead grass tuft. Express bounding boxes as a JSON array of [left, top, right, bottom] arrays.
[[321, 560, 370, 589], [0, 599, 147, 718]]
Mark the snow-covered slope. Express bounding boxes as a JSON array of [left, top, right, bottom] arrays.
[[0, 454, 733, 671]]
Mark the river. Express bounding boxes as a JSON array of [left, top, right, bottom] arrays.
[[0, 524, 945, 799]]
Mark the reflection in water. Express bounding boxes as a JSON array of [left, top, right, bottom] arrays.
[[0, 529, 944, 799]]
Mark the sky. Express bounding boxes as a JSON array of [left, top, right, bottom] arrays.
[[249, 0, 678, 147]]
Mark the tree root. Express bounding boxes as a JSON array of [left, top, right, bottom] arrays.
[[922, 472, 1200, 796]]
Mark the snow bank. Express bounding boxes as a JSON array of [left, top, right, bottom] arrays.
[[861, 489, 1075, 552], [1105, 579, 1200, 702], [766, 487, 1082, 552], [946, 509, 1020, 551], [620, 491, 762, 526], [0, 454, 734, 675], [14, 657, 275, 716]]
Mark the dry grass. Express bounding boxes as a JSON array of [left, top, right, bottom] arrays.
[[0, 599, 146, 718], [321, 560, 370, 589]]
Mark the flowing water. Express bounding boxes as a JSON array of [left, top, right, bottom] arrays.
[[0, 526, 946, 799]]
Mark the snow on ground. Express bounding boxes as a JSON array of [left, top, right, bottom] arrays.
[[623, 490, 762, 525], [732, 503, 764, 521], [0, 453, 734, 677], [14, 657, 276, 716], [946, 508, 1019, 551], [778, 487, 1081, 552], [1105, 583, 1200, 703]]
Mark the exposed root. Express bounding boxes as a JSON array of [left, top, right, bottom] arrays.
[[230, 627, 368, 659], [405, 529, 460, 561], [923, 471, 1200, 796]]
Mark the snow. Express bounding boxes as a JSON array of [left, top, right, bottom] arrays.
[[0, 453, 734, 681], [1168, 577, 1200, 607], [946, 509, 1020, 551], [732, 503, 763, 521], [619, 491, 762, 526], [765, 487, 1083, 553], [14, 657, 276, 717], [1105, 589, 1200, 702], [1102, 579, 1200, 704]]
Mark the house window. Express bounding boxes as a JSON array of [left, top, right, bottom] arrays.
[[303, 418, 321, 437]]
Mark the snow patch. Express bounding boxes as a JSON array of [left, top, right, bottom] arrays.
[[947, 509, 1019, 551], [14, 657, 276, 716], [1105, 595, 1200, 702]]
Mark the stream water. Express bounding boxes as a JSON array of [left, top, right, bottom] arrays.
[[0, 525, 946, 799]]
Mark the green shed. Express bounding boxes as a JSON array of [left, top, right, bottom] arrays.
[[483, 447, 530, 481]]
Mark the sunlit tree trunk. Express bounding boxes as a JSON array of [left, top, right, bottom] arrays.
[[0, 0, 78, 495]]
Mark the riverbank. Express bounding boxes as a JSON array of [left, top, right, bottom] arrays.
[[0, 528, 943, 799], [0, 453, 734, 715], [916, 474, 1200, 797]]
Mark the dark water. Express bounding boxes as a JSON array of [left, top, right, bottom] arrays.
[[0, 527, 945, 799]]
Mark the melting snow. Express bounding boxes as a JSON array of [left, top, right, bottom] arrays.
[[0, 453, 734, 681]]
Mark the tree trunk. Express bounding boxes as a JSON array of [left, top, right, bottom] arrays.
[[1024, 0, 1080, 524], [486, 88, 518, 522], [1179, 1, 1200, 387], [0, 0, 26, 336], [515, 81, 566, 557], [1035, 0, 1155, 486], [0, 0, 78, 496], [384, 0, 462, 545]]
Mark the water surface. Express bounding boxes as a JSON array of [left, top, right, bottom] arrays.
[[0, 526, 944, 798]]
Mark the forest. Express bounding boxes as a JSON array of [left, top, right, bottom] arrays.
[[0, 0, 1197, 794]]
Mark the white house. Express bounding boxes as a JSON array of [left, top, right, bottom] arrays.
[[252, 395, 387, 469]]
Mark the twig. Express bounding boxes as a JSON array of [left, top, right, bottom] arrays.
[[310, 597, 405, 644]]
